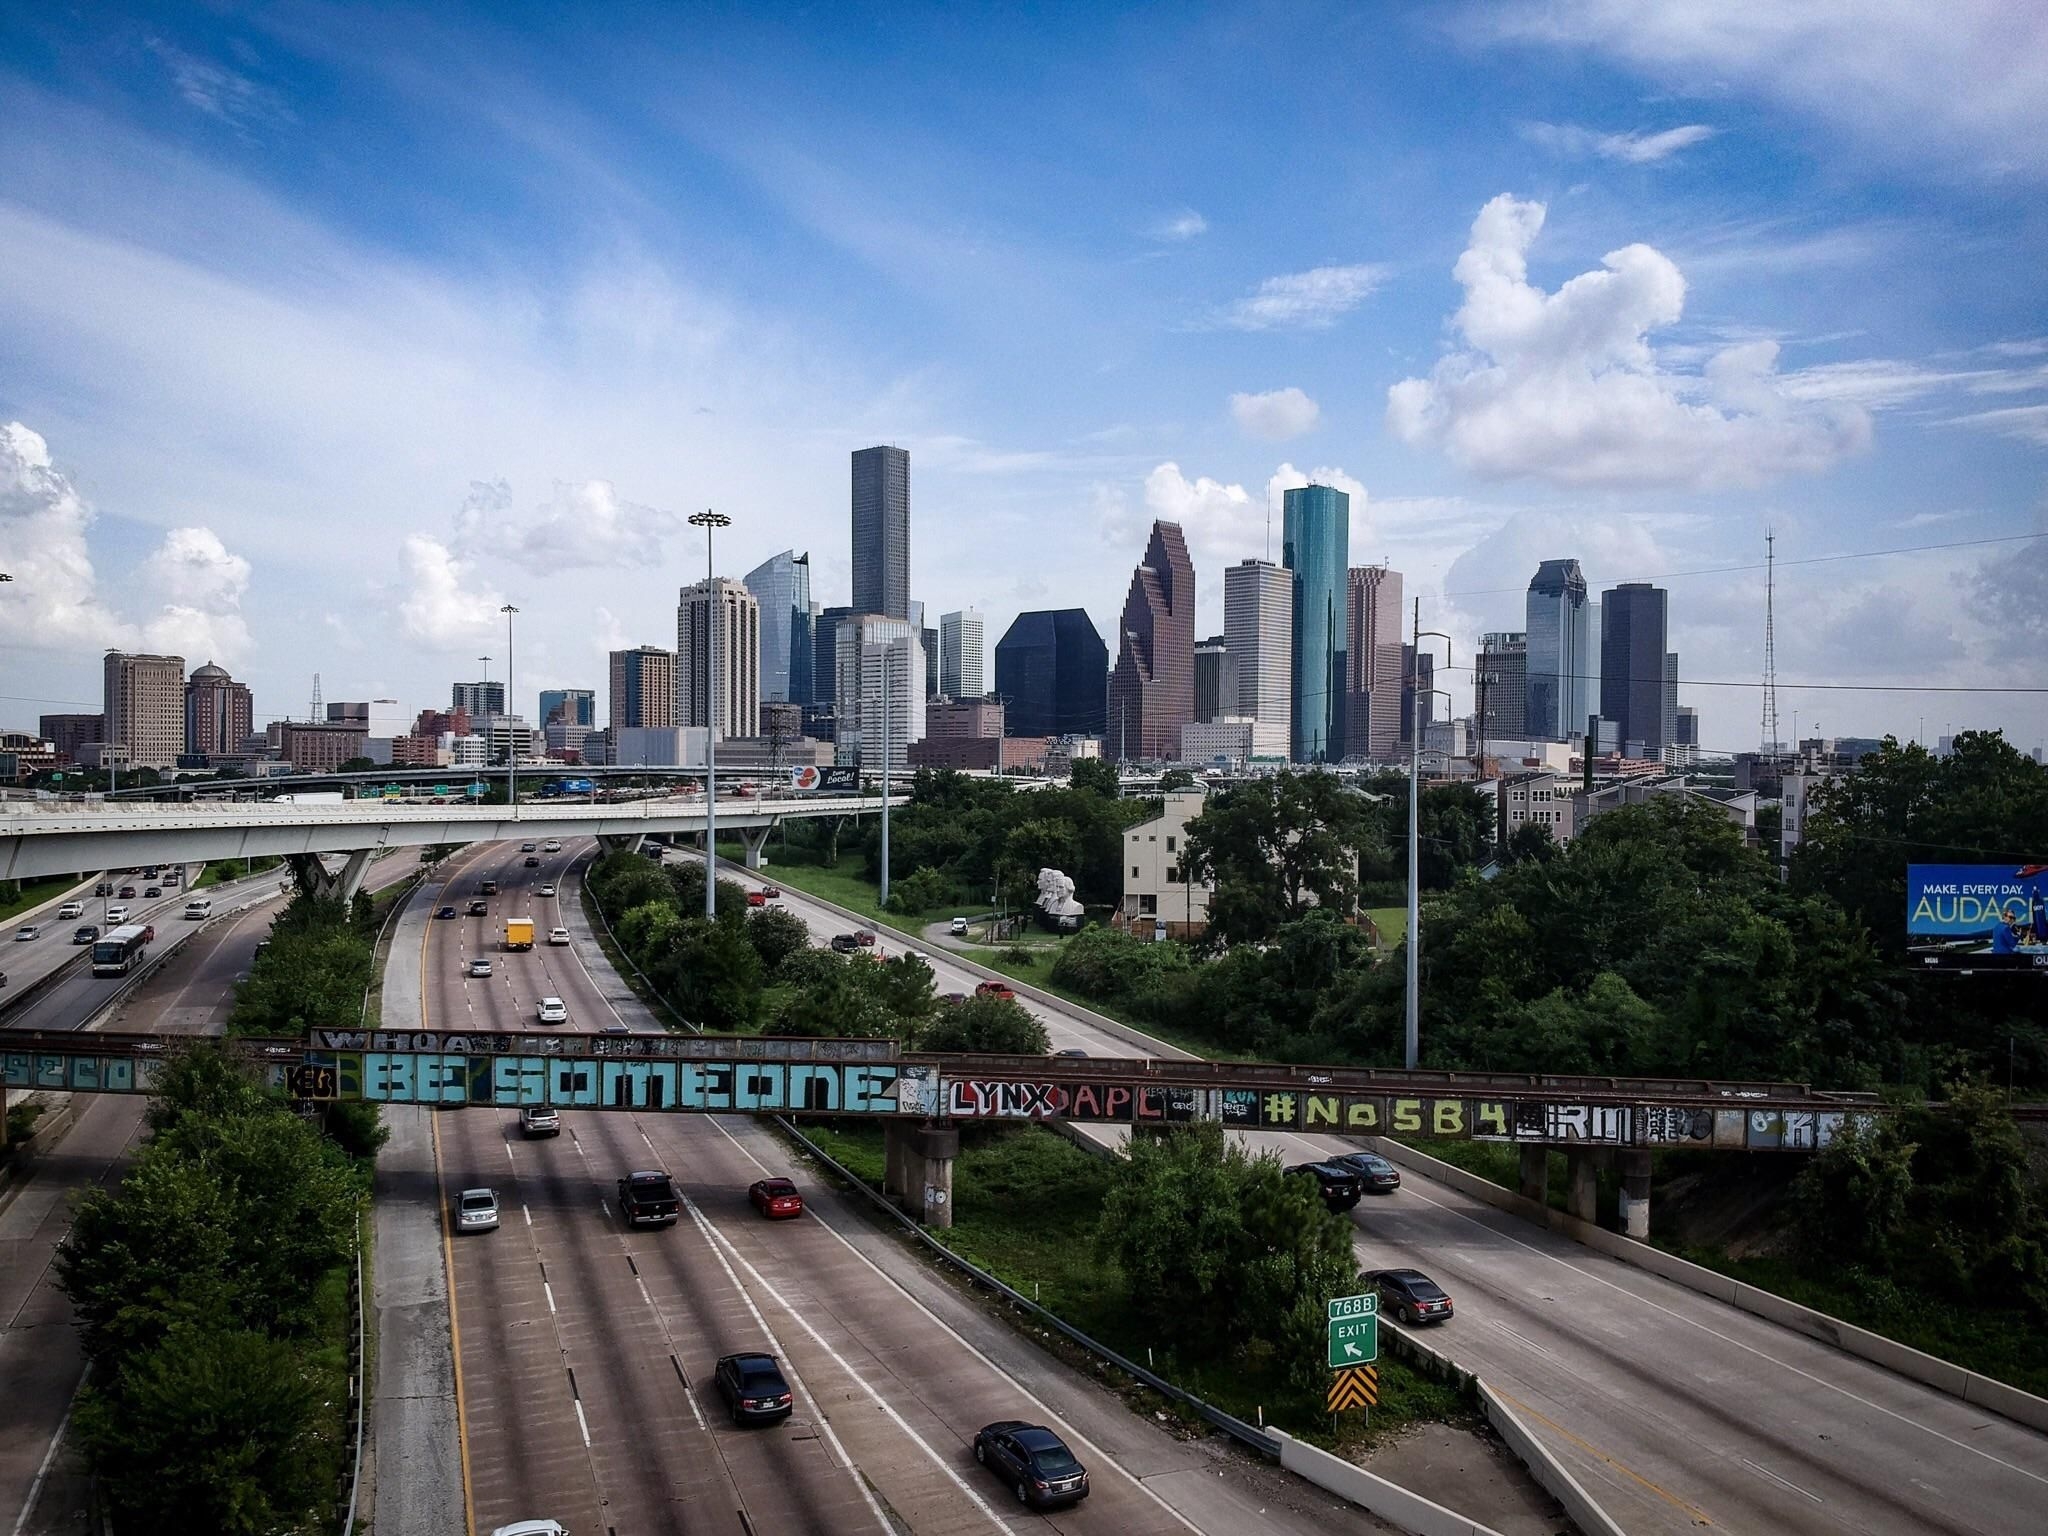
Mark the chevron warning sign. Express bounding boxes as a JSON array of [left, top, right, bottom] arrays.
[[1327, 1365, 1379, 1412]]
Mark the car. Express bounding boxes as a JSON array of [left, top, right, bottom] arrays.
[[749, 1178, 804, 1219], [1053, 1048, 1088, 1059], [519, 1105, 561, 1138], [436, 905, 458, 920], [104, 906, 130, 923], [901, 948, 930, 964], [542, 840, 561, 853], [974, 980, 1016, 1001], [118, 885, 137, 899], [144, 886, 161, 898], [467, 898, 490, 915], [1370, 1268, 1454, 1325], [73, 925, 100, 944], [467, 958, 493, 978], [93, 882, 114, 898], [973, 1421, 1090, 1508], [479, 880, 499, 895], [520, 842, 538, 852], [759, 885, 781, 898], [537, 882, 556, 897], [524, 855, 541, 867], [548, 927, 571, 945], [141, 925, 156, 944], [455, 1188, 500, 1233], [713, 1352, 794, 1425], [57, 901, 84, 920], [14, 924, 44, 942], [1327, 1151, 1402, 1193], [746, 890, 767, 907], [491, 1521, 570, 1536], [598, 1024, 631, 1036], [950, 916, 969, 936], [1287, 1162, 1364, 1212], [830, 933, 863, 953], [536, 996, 569, 1025], [938, 991, 968, 1005], [616, 1170, 680, 1226], [854, 930, 875, 946]]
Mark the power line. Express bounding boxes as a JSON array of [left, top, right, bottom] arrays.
[[1435, 662, 2048, 696]]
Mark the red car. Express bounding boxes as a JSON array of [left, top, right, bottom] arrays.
[[974, 980, 1016, 1001], [746, 890, 767, 907], [748, 1178, 804, 1219]]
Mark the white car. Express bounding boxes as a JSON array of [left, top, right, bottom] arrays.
[[105, 906, 130, 923], [542, 840, 561, 853], [456, 1188, 500, 1233], [536, 996, 569, 1025], [949, 916, 969, 935], [14, 925, 43, 942], [492, 1522, 569, 1536], [548, 927, 571, 946], [537, 883, 557, 897], [467, 958, 493, 978], [57, 902, 84, 920]]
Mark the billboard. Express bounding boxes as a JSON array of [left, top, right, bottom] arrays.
[[790, 765, 859, 793], [1906, 863, 2048, 972]]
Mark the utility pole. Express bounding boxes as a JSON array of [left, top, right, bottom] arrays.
[[1406, 598, 1451, 1072], [879, 627, 894, 907], [501, 606, 520, 809], [689, 510, 731, 919]]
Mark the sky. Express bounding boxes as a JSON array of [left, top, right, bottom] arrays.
[[2, 0, 2045, 759]]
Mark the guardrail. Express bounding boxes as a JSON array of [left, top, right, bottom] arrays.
[[340, 1220, 368, 1534]]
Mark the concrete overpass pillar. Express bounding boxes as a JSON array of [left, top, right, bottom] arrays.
[[1518, 1144, 1550, 1206], [286, 849, 372, 903], [597, 834, 643, 856], [882, 1120, 959, 1229], [737, 824, 772, 870], [1618, 1148, 1653, 1239], [1565, 1148, 1600, 1225]]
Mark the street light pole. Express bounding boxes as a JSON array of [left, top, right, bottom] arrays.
[[689, 509, 731, 920], [1406, 598, 1452, 1072], [500, 607, 519, 809], [880, 629, 892, 908]]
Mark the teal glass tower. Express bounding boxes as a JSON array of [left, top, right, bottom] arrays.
[[1282, 484, 1350, 762]]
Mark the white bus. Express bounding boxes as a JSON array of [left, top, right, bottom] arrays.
[[183, 897, 213, 920], [91, 924, 151, 977]]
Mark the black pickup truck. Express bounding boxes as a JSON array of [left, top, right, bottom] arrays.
[[617, 1170, 681, 1228]]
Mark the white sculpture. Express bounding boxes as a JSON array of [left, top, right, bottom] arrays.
[[1035, 867, 1084, 927]]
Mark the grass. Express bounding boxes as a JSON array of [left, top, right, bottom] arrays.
[[716, 842, 942, 935], [194, 855, 284, 889], [0, 875, 86, 923], [1365, 905, 1407, 948], [302, 1261, 358, 1519]]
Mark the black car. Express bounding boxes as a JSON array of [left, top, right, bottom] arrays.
[[973, 1421, 1090, 1508], [524, 855, 540, 867], [713, 1352, 794, 1424], [1287, 1161, 1363, 1211], [1370, 1268, 1454, 1325], [1328, 1151, 1402, 1193], [830, 933, 863, 953], [73, 925, 100, 944], [436, 905, 458, 920]]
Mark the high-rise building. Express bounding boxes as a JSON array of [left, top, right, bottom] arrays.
[[1599, 583, 1671, 757], [1282, 485, 1350, 762], [676, 577, 761, 741], [39, 713, 103, 764], [1475, 633, 1528, 744], [1345, 565, 1405, 760], [538, 689, 595, 729], [277, 720, 367, 772], [940, 609, 985, 699], [1193, 636, 1236, 724], [1223, 559, 1293, 760], [927, 697, 1004, 738], [1663, 653, 1680, 762], [607, 645, 676, 730], [184, 663, 252, 759], [994, 610, 1108, 738], [923, 625, 940, 699], [1524, 560, 1595, 741], [103, 651, 185, 770], [833, 614, 925, 773], [1398, 645, 1435, 750], [812, 605, 854, 708], [851, 445, 910, 621], [743, 550, 815, 705], [451, 680, 505, 719], [1675, 705, 1699, 748], [1107, 520, 1196, 762]]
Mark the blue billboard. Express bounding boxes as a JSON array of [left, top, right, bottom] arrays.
[[1906, 863, 2048, 972]]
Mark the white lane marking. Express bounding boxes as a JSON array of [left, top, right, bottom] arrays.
[[636, 1277, 654, 1309], [544, 1282, 557, 1316], [10, 1366, 86, 1536], [522, 1205, 532, 1227], [572, 1398, 592, 1448], [677, 1197, 898, 1536], [704, 1115, 1205, 1534], [1743, 1458, 1823, 1504]]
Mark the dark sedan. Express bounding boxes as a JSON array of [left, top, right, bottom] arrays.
[[713, 1352, 794, 1425], [1370, 1268, 1454, 1325], [436, 905, 458, 920], [1286, 1161, 1363, 1211], [973, 1421, 1090, 1508], [1328, 1151, 1403, 1193]]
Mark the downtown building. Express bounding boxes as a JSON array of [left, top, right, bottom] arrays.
[[676, 577, 761, 741], [184, 662, 253, 760], [1525, 559, 1596, 741], [1600, 583, 1672, 760], [743, 549, 816, 705], [851, 445, 911, 621], [1106, 520, 1195, 763], [994, 610, 1107, 739], [539, 689, 596, 728], [1282, 484, 1349, 762], [103, 650, 186, 770], [451, 679, 505, 720], [1193, 636, 1236, 724], [1344, 564, 1404, 761], [1475, 632, 1528, 746], [833, 614, 925, 775], [1222, 559, 1292, 761], [608, 645, 676, 730], [939, 608, 985, 699]]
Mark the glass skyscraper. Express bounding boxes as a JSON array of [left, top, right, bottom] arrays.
[[1524, 559, 1593, 740], [1600, 582, 1671, 757], [994, 609, 1108, 738], [851, 445, 910, 621], [537, 689, 594, 728], [1281, 484, 1349, 762], [742, 549, 815, 704]]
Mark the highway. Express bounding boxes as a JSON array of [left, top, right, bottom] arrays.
[[430, 840, 1397, 1536], [715, 853, 2048, 1536]]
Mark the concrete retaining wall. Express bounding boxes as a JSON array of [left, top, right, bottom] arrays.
[[0, 1100, 78, 1209], [1268, 1430, 1506, 1536], [1475, 1384, 1627, 1536]]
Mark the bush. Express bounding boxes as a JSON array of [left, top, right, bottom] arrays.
[[886, 865, 953, 916], [746, 905, 812, 973], [915, 995, 1048, 1054]]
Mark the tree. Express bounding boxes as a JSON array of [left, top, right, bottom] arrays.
[[1069, 756, 1121, 799], [745, 905, 812, 974], [336, 756, 376, 775], [653, 918, 763, 1032], [1792, 1115, 1915, 1269], [915, 994, 1048, 1054], [887, 865, 953, 916], [1159, 767, 1196, 792], [1504, 820, 1557, 866], [1180, 770, 1385, 946]]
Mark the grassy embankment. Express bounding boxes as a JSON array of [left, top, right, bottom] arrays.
[[193, 855, 285, 889], [0, 875, 86, 923]]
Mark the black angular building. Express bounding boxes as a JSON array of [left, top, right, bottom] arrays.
[[994, 609, 1108, 738]]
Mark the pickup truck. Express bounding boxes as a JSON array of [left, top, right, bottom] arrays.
[[830, 933, 863, 953], [616, 1170, 680, 1228]]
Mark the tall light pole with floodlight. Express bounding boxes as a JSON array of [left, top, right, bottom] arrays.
[[1406, 599, 1453, 1071], [501, 606, 520, 808], [689, 509, 731, 920]]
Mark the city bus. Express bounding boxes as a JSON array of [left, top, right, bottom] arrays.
[[91, 923, 151, 977]]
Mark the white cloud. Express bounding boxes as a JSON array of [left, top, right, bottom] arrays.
[[397, 534, 506, 648], [1948, 404, 2048, 447], [143, 37, 294, 132], [1520, 122, 1717, 164], [140, 526, 255, 662], [1220, 264, 1389, 331], [511, 479, 683, 571], [1386, 194, 1871, 487], [1151, 209, 1208, 241], [1230, 387, 1321, 442]]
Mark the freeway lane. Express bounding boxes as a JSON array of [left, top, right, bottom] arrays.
[[714, 854, 2048, 1536]]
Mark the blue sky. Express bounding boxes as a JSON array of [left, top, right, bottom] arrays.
[[3, 1, 2044, 756]]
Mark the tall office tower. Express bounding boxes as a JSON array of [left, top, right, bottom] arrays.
[[851, 445, 910, 621], [994, 610, 1109, 738], [1599, 582, 1671, 757], [742, 550, 814, 705], [607, 645, 676, 730], [1398, 645, 1435, 750], [1192, 636, 1236, 724], [1223, 559, 1293, 760], [184, 662, 252, 759], [1524, 560, 1594, 741], [538, 689, 596, 728], [1674, 705, 1699, 748], [1475, 633, 1528, 742], [1345, 565, 1405, 760], [1106, 520, 1196, 762], [103, 650, 185, 769], [1663, 653, 1680, 760], [677, 577, 762, 741], [451, 680, 505, 719], [832, 614, 925, 773], [923, 625, 940, 699], [1282, 484, 1350, 762], [813, 605, 854, 708], [940, 609, 985, 699]]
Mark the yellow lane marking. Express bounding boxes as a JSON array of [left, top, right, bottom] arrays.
[[422, 859, 479, 1536], [1491, 1386, 1715, 1525]]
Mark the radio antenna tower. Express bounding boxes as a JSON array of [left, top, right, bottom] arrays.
[[309, 671, 324, 724], [1760, 530, 1780, 759]]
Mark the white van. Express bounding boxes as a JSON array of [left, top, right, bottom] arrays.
[[183, 897, 213, 920]]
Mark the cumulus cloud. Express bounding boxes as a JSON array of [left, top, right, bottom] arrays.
[[1230, 387, 1321, 441], [140, 526, 255, 661], [1520, 122, 1717, 164], [1151, 209, 1208, 241], [1220, 264, 1389, 330], [1386, 194, 1870, 487], [398, 534, 505, 648], [512, 479, 684, 571]]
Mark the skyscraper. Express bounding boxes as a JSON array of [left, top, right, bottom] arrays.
[[1399, 645, 1435, 750], [742, 549, 815, 704], [1345, 565, 1405, 761], [939, 609, 985, 699], [994, 610, 1108, 738], [812, 605, 854, 709], [1599, 583, 1670, 757], [1282, 484, 1349, 762], [104, 651, 185, 769], [1663, 652, 1680, 762], [1476, 633, 1528, 743], [538, 689, 595, 728], [1107, 520, 1196, 762], [451, 679, 505, 719], [184, 663, 252, 759], [1193, 636, 1236, 724], [607, 645, 675, 730], [677, 578, 762, 741], [851, 445, 910, 621], [833, 614, 925, 773], [1524, 560, 1594, 741], [1223, 559, 1293, 760]]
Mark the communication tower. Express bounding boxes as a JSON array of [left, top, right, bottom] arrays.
[[309, 672, 324, 725], [1760, 531, 1780, 760]]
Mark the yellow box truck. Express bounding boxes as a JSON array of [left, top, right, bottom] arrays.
[[503, 917, 535, 952]]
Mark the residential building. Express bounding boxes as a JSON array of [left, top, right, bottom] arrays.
[[1223, 559, 1293, 760], [451, 680, 505, 719], [1780, 769, 1839, 868], [908, 735, 1048, 772], [1524, 560, 1596, 741], [676, 577, 761, 740], [1474, 633, 1527, 746], [1499, 769, 1758, 851], [1181, 717, 1256, 765], [277, 720, 366, 772], [812, 605, 854, 708], [833, 614, 925, 774], [103, 650, 186, 770], [851, 445, 911, 620], [742, 549, 816, 704], [939, 608, 985, 699], [1193, 636, 1236, 724], [38, 713, 103, 764], [389, 734, 448, 767], [184, 663, 252, 759], [1281, 485, 1350, 762], [927, 697, 1005, 738], [543, 720, 595, 761], [1107, 520, 1196, 762], [1599, 583, 1671, 758], [538, 689, 596, 729], [608, 645, 675, 730], [1344, 564, 1404, 761], [995, 609, 1108, 739], [1120, 791, 1213, 939]]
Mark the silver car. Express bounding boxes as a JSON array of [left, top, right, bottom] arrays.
[[456, 1188, 500, 1233]]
